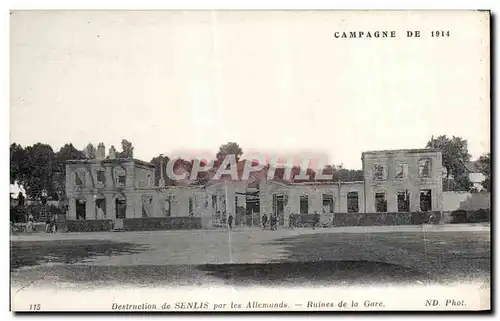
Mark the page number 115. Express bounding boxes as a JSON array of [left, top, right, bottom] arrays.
[[29, 304, 41, 311], [431, 30, 450, 37]]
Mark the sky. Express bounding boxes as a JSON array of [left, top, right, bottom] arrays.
[[10, 11, 490, 169]]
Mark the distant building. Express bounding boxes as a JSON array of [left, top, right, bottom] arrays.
[[463, 161, 487, 191], [65, 148, 444, 230], [10, 193, 18, 208], [10, 183, 25, 198]]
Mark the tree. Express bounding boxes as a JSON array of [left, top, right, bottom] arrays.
[[150, 155, 197, 186], [150, 154, 170, 186], [57, 143, 87, 161], [120, 139, 134, 158], [172, 158, 193, 186], [54, 144, 86, 201], [10, 143, 26, 184], [84, 143, 97, 159], [193, 159, 212, 185], [333, 167, 364, 182], [19, 143, 57, 200], [426, 135, 473, 191], [476, 152, 491, 192], [216, 142, 243, 163]]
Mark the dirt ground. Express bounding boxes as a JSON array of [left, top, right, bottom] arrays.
[[10, 224, 491, 290]]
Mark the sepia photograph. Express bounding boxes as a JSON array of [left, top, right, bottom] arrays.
[[9, 10, 491, 312]]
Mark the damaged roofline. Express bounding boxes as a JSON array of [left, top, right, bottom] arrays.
[[66, 158, 156, 169]]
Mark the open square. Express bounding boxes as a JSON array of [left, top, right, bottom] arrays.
[[11, 224, 490, 291]]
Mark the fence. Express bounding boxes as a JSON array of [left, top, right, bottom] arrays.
[[66, 216, 202, 232], [286, 212, 442, 228]]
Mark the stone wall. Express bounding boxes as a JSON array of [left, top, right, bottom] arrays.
[[66, 217, 202, 231], [67, 220, 114, 232], [448, 208, 490, 224], [12, 222, 47, 233], [122, 217, 202, 231], [333, 211, 441, 227]]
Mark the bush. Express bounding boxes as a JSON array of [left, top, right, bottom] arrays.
[[67, 220, 114, 232], [450, 210, 467, 223], [467, 208, 490, 223], [10, 206, 25, 223], [451, 208, 490, 224]]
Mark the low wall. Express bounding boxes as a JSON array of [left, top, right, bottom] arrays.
[[66, 217, 203, 232], [448, 208, 490, 224], [442, 191, 490, 211], [295, 214, 316, 227], [122, 217, 202, 231], [11, 222, 46, 234], [289, 214, 334, 227], [291, 213, 440, 227], [334, 212, 442, 227], [67, 220, 114, 232]]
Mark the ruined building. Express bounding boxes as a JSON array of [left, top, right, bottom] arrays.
[[65, 146, 443, 231]]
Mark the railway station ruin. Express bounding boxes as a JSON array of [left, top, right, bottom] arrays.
[[65, 146, 443, 231]]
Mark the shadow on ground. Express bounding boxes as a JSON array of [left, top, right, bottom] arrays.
[[198, 260, 428, 286], [10, 240, 149, 270], [10, 261, 429, 289], [10, 230, 491, 288], [264, 231, 491, 284]]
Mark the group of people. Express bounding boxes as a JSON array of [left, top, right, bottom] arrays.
[[24, 214, 57, 234], [261, 213, 279, 230], [225, 213, 279, 230], [226, 212, 322, 231], [45, 214, 58, 233]]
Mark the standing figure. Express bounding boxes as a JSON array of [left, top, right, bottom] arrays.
[[45, 216, 51, 233], [228, 214, 233, 230], [270, 214, 277, 231], [313, 212, 320, 230], [51, 214, 57, 233], [261, 214, 268, 230], [288, 214, 295, 229], [26, 214, 34, 234]]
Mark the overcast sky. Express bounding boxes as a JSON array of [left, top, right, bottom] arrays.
[[10, 11, 490, 169]]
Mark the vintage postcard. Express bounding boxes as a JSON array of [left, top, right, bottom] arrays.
[[9, 10, 490, 312]]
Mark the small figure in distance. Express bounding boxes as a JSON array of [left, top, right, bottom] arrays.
[[261, 213, 268, 230], [26, 213, 34, 234], [228, 214, 233, 230], [313, 211, 320, 230], [270, 214, 277, 231]]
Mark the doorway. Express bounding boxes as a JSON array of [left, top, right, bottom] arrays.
[[96, 198, 106, 219], [273, 194, 286, 226], [245, 182, 260, 226], [116, 198, 126, 219], [76, 199, 86, 220]]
